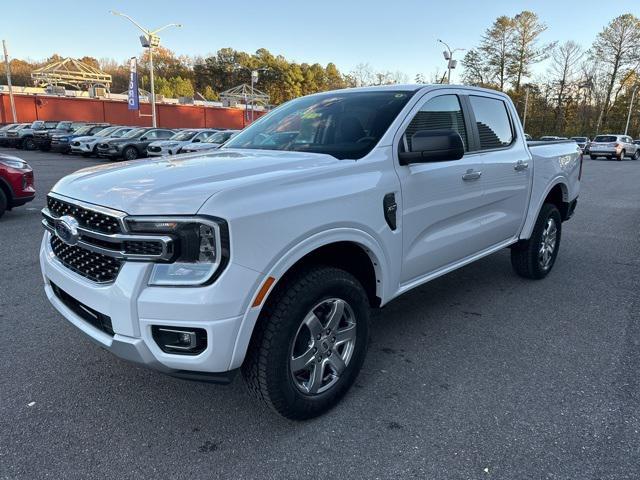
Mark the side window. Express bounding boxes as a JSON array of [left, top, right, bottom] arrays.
[[469, 96, 513, 149], [404, 94, 468, 151], [158, 130, 173, 139], [145, 130, 158, 139]]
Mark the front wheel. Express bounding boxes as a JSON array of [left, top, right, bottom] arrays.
[[510, 203, 562, 279], [632, 150, 640, 160], [22, 137, 36, 151], [0, 188, 7, 218], [122, 146, 138, 161], [590, 155, 597, 160], [242, 266, 370, 420]]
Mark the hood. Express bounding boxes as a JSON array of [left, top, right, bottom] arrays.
[[148, 140, 185, 148], [185, 143, 219, 152], [73, 135, 101, 143], [51, 149, 339, 215]]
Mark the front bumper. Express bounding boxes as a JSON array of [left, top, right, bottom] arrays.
[[97, 147, 119, 157], [40, 232, 262, 379], [71, 143, 96, 154]]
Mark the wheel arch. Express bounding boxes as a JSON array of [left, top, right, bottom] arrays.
[[228, 229, 389, 370], [520, 179, 569, 240]]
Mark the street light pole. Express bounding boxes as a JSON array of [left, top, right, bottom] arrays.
[[2, 40, 17, 123], [624, 85, 638, 136], [437, 39, 464, 84], [110, 11, 182, 128]]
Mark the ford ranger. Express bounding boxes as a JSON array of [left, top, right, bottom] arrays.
[[40, 85, 581, 419]]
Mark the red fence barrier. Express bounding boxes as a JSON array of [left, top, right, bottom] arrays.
[[0, 93, 265, 129]]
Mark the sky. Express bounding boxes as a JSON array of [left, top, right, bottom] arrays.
[[1, 0, 638, 83]]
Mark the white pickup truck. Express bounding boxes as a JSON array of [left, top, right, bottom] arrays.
[[40, 85, 581, 419]]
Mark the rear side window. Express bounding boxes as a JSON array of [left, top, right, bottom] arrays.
[[404, 95, 468, 151], [469, 96, 513, 149]]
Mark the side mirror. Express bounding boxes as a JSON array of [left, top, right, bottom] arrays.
[[140, 136, 148, 141], [193, 139, 201, 143], [399, 129, 464, 165]]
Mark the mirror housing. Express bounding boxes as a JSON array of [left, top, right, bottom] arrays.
[[140, 136, 148, 141], [193, 138, 201, 143], [399, 129, 464, 165]]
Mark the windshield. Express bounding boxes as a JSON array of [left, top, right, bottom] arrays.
[[93, 126, 118, 137], [571, 137, 587, 142], [223, 90, 416, 159], [593, 135, 617, 142], [122, 128, 146, 139], [31, 121, 45, 130], [57, 121, 73, 129], [170, 130, 197, 141], [206, 131, 235, 144], [72, 126, 93, 136]]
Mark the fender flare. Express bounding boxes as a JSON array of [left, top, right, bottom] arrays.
[[520, 177, 568, 240], [227, 227, 390, 370]]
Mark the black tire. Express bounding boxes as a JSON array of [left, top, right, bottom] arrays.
[[0, 188, 7, 219], [632, 150, 640, 160], [590, 155, 597, 160], [510, 203, 562, 280], [242, 266, 370, 420], [22, 137, 36, 151], [122, 146, 138, 161]]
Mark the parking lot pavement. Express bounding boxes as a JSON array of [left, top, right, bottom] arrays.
[[0, 147, 638, 480]]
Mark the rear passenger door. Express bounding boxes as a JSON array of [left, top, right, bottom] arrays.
[[467, 94, 531, 244], [395, 91, 490, 284]]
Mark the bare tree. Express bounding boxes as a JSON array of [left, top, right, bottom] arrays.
[[549, 41, 583, 130], [591, 14, 640, 128]]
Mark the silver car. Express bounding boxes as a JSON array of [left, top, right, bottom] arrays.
[[589, 134, 639, 161], [146, 129, 219, 156]]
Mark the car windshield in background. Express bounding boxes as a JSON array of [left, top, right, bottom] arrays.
[[170, 130, 197, 141], [122, 128, 146, 138], [223, 90, 416, 159], [206, 131, 233, 144], [593, 135, 617, 142], [58, 122, 73, 129], [72, 126, 93, 136], [94, 126, 118, 136], [31, 121, 45, 130], [572, 137, 587, 142]]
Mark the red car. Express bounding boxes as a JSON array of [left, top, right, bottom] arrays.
[[0, 153, 35, 218]]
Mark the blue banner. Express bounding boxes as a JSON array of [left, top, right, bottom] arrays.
[[127, 57, 139, 110]]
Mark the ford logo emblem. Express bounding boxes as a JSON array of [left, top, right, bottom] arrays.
[[55, 215, 80, 246]]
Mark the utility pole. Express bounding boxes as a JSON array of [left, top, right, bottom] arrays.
[[522, 87, 530, 131], [437, 39, 465, 84], [2, 40, 17, 123], [624, 85, 638, 136], [110, 11, 182, 128]]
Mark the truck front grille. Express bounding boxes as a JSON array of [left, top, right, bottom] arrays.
[[50, 235, 123, 283], [47, 195, 122, 234]]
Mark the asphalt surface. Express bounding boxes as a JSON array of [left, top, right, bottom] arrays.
[[0, 147, 638, 480]]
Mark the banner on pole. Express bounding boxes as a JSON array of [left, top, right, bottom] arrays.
[[127, 57, 139, 110]]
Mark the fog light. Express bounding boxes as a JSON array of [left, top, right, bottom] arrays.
[[152, 326, 207, 355]]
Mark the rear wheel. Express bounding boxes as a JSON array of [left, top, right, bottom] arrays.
[[122, 146, 138, 161], [511, 203, 562, 280], [590, 155, 597, 160], [243, 266, 370, 420]]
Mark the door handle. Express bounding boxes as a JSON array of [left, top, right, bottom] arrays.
[[462, 169, 482, 181], [514, 160, 529, 171]]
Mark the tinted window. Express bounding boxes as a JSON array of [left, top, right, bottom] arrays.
[[469, 95, 513, 149], [223, 90, 415, 160], [593, 135, 616, 142], [157, 130, 174, 139], [404, 94, 468, 151]]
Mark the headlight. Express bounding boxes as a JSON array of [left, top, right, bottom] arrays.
[[0, 158, 29, 170], [126, 217, 229, 286]]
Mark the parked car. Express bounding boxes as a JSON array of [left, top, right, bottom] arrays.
[[6, 120, 59, 150], [570, 136, 589, 151], [589, 134, 639, 160], [70, 126, 134, 157], [50, 124, 111, 154], [146, 129, 219, 157], [0, 153, 35, 218], [180, 130, 240, 153], [96, 127, 175, 160], [0, 123, 29, 147], [33, 121, 88, 151], [524, 133, 532, 141], [40, 85, 581, 419], [633, 139, 640, 146]]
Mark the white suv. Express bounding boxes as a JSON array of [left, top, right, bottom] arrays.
[[589, 134, 639, 160]]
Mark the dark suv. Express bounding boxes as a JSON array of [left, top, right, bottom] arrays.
[[96, 127, 175, 160], [34, 121, 87, 151]]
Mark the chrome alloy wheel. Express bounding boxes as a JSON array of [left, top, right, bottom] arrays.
[[289, 298, 357, 395], [539, 217, 557, 270]]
